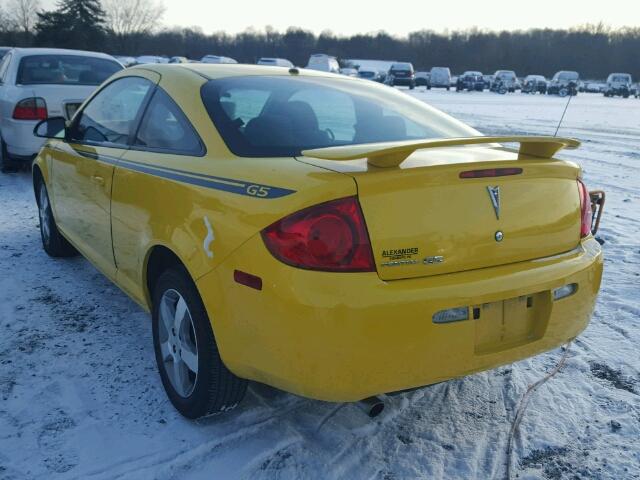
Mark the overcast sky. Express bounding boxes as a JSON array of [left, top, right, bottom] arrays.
[[36, 0, 638, 35], [157, 0, 636, 35]]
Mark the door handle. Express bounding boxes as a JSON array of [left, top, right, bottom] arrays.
[[91, 175, 105, 186]]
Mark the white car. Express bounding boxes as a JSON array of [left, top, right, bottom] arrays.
[[201, 55, 238, 64], [135, 55, 168, 64], [257, 57, 293, 68], [305, 54, 340, 73], [0, 48, 123, 172]]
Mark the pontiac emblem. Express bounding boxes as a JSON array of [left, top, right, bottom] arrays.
[[486, 186, 501, 220]]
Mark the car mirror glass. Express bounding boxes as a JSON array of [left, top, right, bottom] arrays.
[[33, 117, 67, 139]]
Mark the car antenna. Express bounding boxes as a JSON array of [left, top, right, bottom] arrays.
[[554, 93, 574, 137]]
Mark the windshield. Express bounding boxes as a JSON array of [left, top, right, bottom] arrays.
[[610, 74, 630, 83], [201, 75, 477, 157], [17, 55, 122, 85]]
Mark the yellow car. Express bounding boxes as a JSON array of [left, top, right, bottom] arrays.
[[32, 64, 603, 418]]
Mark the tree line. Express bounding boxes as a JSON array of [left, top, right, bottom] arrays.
[[1, 0, 639, 80]]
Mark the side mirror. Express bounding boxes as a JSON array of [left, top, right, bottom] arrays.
[[34, 116, 67, 139]]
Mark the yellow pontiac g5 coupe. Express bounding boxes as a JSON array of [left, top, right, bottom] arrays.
[[32, 64, 603, 418]]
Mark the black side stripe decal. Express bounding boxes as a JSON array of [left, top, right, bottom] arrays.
[[77, 151, 296, 199]]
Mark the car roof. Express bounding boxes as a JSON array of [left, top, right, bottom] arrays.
[[133, 63, 342, 80], [9, 47, 117, 60]]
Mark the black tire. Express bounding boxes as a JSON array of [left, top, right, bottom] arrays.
[[152, 267, 247, 418], [0, 139, 18, 174], [36, 180, 77, 257]]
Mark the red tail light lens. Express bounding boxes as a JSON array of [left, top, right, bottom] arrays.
[[577, 179, 592, 238], [13, 97, 48, 120], [261, 197, 375, 272]]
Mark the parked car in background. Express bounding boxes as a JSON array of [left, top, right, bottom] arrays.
[[491, 70, 518, 93], [386, 62, 416, 89], [482, 74, 493, 90], [582, 81, 605, 93], [136, 55, 168, 64], [547, 71, 579, 96], [0, 48, 123, 172], [115, 56, 137, 67], [339, 67, 359, 77], [169, 56, 193, 64], [428, 66, 451, 90], [0, 47, 13, 60], [257, 57, 294, 68], [456, 71, 484, 91], [201, 55, 237, 64], [306, 54, 340, 73], [522, 75, 547, 94], [358, 69, 385, 82], [604, 73, 633, 98], [415, 71, 430, 87]]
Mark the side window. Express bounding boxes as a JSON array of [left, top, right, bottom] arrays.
[[0, 53, 12, 83], [70, 76, 153, 146], [134, 88, 203, 154]]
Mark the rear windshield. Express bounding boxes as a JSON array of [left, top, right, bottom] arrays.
[[553, 71, 579, 81], [391, 63, 412, 71], [496, 71, 516, 79], [17, 55, 122, 85], [201, 75, 477, 157]]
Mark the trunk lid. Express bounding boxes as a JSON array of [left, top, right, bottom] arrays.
[[298, 146, 582, 280]]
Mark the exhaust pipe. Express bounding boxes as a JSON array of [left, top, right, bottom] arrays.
[[358, 396, 385, 418]]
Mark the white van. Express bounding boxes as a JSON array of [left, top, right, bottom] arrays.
[[201, 55, 238, 64], [257, 58, 294, 68], [428, 66, 451, 90], [306, 54, 340, 73]]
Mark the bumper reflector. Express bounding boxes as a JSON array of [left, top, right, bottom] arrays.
[[234, 270, 263, 291], [553, 283, 577, 301], [433, 307, 469, 324]]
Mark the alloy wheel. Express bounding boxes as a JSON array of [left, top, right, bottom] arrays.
[[158, 289, 199, 398]]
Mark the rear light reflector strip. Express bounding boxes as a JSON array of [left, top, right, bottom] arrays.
[[234, 270, 262, 290], [553, 283, 577, 301]]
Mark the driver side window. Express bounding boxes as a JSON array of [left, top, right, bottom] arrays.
[[70, 77, 153, 146]]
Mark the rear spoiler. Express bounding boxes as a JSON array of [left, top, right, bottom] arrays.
[[301, 136, 581, 168]]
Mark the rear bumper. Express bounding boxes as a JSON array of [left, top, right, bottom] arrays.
[[2, 119, 44, 159], [392, 78, 415, 86], [199, 236, 603, 402]]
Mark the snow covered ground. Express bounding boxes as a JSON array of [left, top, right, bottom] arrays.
[[0, 90, 639, 480]]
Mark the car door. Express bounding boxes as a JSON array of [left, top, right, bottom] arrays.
[[50, 74, 158, 279], [111, 86, 206, 303]]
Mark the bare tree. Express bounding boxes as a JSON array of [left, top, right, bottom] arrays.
[[103, 0, 166, 37], [6, 0, 41, 34]]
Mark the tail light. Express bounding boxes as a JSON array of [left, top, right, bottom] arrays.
[[13, 97, 48, 120], [261, 196, 375, 272], [577, 179, 592, 238]]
